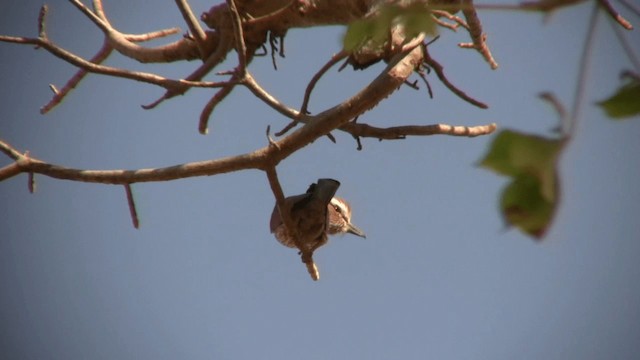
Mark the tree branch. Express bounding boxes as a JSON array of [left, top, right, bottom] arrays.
[[124, 184, 140, 229], [423, 44, 488, 109], [175, 0, 209, 57], [460, 0, 499, 69], [0, 138, 267, 184], [341, 122, 497, 140], [0, 35, 230, 91], [597, 0, 633, 30], [0, 42, 427, 186]]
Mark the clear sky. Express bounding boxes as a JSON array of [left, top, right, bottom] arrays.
[[1, 1, 639, 359]]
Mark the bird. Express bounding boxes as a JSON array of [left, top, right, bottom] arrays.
[[269, 178, 366, 280]]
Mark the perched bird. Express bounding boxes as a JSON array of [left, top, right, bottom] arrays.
[[269, 178, 366, 280]]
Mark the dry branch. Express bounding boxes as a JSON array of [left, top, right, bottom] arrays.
[[341, 122, 497, 140], [460, 0, 499, 69], [0, 35, 229, 91], [175, 0, 209, 57]]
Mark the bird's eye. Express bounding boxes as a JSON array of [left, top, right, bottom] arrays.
[[333, 205, 342, 213]]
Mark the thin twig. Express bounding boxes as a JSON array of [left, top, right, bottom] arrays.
[[460, 0, 499, 69], [175, 0, 209, 57], [0, 36, 229, 91], [144, 34, 233, 109], [538, 92, 567, 123], [92, 0, 108, 22], [69, 0, 111, 33], [431, 9, 470, 30], [124, 183, 140, 228], [341, 122, 497, 139], [41, 39, 112, 114], [275, 121, 299, 137], [269, 33, 280, 70], [422, 45, 488, 108], [415, 68, 434, 99], [226, 0, 247, 73], [72, 0, 202, 64], [244, 1, 294, 26], [37, 4, 48, 39], [199, 75, 240, 134], [432, 15, 461, 31], [598, 0, 633, 30], [40, 26, 181, 114], [0, 138, 267, 184], [242, 72, 300, 120], [300, 51, 348, 116]]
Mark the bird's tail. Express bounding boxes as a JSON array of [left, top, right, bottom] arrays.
[[309, 178, 340, 206]]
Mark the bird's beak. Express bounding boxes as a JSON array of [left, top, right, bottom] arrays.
[[346, 223, 366, 238]]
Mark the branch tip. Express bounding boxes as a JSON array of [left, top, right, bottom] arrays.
[[28, 172, 36, 193], [598, 0, 633, 30], [38, 4, 48, 39], [124, 184, 140, 229]]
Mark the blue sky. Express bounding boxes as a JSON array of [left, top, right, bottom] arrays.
[[1, 1, 639, 359]]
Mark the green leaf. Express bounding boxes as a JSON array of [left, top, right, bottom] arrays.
[[479, 130, 566, 239], [500, 173, 558, 239], [479, 130, 563, 179], [597, 79, 640, 119]]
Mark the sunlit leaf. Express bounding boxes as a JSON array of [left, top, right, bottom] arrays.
[[342, 2, 437, 52], [597, 79, 640, 119], [479, 130, 563, 178], [479, 129, 566, 239]]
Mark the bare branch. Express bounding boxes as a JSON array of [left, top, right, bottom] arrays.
[[460, 0, 499, 69], [41, 39, 113, 114], [597, 0, 633, 30], [341, 122, 498, 140], [38, 4, 48, 39], [433, 15, 461, 31], [0, 163, 21, 182], [244, 2, 294, 27], [40, 24, 182, 114], [28, 171, 36, 193], [0, 138, 267, 184], [92, 0, 108, 21], [301, 50, 348, 116], [0, 35, 229, 91], [538, 92, 567, 123], [432, 9, 470, 30], [145, 34, 233, 108], [199, 74, 241, 134], [124, 184, 140, 229], [175, 0, 209, 56], [227, 0, 248, 73], [70, 0, 202, 64], [422, 45, 488, 109], [415, 68, 434, 99], [1, 43, 427, 186], [242, 72, 301, 120]]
